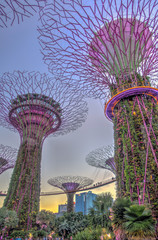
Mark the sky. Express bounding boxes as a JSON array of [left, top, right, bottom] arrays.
[[0, 11, 115, 213]]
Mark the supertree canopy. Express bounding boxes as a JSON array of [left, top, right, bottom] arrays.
[[38, 0, 158, 229], [38, 0, 158, 98], [86, 145, 115, 175], [48, 176, 93, 212], [0, 71, 88, 230], [0, 144, 17, 174], [0, 0, 45, 28]]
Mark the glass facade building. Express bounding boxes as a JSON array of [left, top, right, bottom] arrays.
[[75, 191, 97, 215]]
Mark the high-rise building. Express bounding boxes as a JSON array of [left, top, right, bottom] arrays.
[[75, 191, 97, 215]]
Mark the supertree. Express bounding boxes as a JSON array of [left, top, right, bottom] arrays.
[[48, 176, 93, 212], [38, 0, 158, 229], [0, 144, 17, 174], [0, 71, 88, 230], [0, 0, 45, 28], [86, 145, 115, 175]]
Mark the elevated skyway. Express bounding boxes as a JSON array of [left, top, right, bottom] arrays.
[[40, 177, 116, 196], [0, 177, 116, 197]]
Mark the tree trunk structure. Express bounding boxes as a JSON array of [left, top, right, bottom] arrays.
[[4, 140, 42, 229]]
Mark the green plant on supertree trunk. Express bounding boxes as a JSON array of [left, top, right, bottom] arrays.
[[113, 76, 158, 225], [4, 141, 42, 229], [67, 193, 75, 213]]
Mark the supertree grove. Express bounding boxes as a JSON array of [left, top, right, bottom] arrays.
[[48, 176, 93, 212], [0, 144, 17, 174], [0, 0, 45, 28], [86, 145, 115, 175], [0, 71, 88, 230], [38, 0, 158, 231]]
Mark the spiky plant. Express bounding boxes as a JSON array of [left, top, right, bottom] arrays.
[[124, 205, 156, 240]]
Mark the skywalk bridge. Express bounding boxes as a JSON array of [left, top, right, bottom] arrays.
[[0, 177, 116, 197]]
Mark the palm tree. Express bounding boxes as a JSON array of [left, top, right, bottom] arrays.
[[123, 204, 156, 240], [112, 198, 131, 240], [88, 208, 98, 227], [88, 193, 113, 234], [93, 193, 113, 214]]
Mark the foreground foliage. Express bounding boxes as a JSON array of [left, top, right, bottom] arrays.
[[55, 212, 88, 238], [0, 207, 19, 238], [123, 204, 156, 239], [1, 195, 156, 240], [36, 209, 55, 232], [111, 198, 156, 240], [73, 227, 102, 240], [111, 198, 131, 239], [88, 193, 113, 232]]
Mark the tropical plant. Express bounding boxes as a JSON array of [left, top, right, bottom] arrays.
[[28, 229, 48, 240], [36, 209, 55, 232], [93, 193, 113, 214], [9, 229, 29, 239], [0, 207, 19, 238], [58, 219, 70, 238], [88, 207, 98, 227], [88, 193, 113, 232], [73, 226, 102, 240], [36, 229, 47, 239], [112, 198, 131, 240], [123, 204, 156, 239], [55, 212, 88, 238]]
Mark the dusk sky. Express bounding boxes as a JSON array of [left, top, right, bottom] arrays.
[[0, 11, 116, 212]]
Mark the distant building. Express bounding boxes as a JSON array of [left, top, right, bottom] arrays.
[[58, 204, 67, 213], [56, 202, 76, 217], [55, 204, 67, 217], [75, 191, 97, 215]]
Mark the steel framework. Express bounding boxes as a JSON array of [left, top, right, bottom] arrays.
[[86, 145, 115, 175], [0, 71, 88, 230], [38, 0, 158, 99], [0, 144, 17, 174], [48, 176, 93, 212], [0, 0, 45, 28], [38, 0, 158, 231]]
